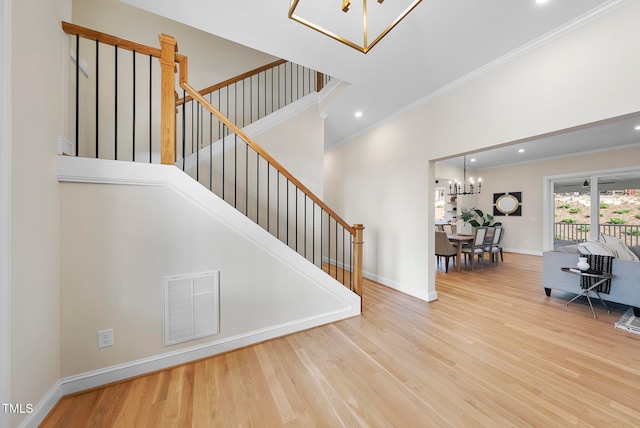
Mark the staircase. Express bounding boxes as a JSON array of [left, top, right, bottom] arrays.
[[61, 22, 363, 297]]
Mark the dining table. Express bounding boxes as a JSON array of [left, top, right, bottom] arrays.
[[447, 233, 475, 272]]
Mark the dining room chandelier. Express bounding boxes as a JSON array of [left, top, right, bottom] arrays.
[[448, 156, 482, 196], [288, 0, 423, 54]]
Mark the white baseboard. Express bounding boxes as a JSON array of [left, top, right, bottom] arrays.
[[364, 270, 437, 302], [503, 248, 543, 257], [17, 381, 62, 428]]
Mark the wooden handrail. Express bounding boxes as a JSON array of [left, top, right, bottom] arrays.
[[62, 22, 186, 64], [176, 56, 353, 234]]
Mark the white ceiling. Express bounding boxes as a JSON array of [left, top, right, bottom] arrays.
[[122, 0, 637, 158], [439, 112, 640, 170]]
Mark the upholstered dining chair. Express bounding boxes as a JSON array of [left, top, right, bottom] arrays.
[[485, 225, 503, 265], [435, 230, 457, 273], [462, 226, 489, 270]]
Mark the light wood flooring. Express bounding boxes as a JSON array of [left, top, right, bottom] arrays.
[[41, 253, 640, 427]]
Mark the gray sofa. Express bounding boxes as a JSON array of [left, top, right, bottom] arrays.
[[543, 248, 640, 316]]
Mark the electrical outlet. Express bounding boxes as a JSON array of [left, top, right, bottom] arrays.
[[98, 329, 114, 349]]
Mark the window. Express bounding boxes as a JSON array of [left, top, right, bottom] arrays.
[[547, 170, 640, 250]]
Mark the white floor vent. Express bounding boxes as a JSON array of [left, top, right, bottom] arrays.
[[163, 271, 220, 346]]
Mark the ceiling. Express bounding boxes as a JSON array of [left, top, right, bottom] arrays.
[[122, 0, 636, 155], [439, 112, 640, 171]]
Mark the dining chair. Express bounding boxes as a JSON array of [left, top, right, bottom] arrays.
[[442, 224, 453, 234], [435, 230, 457, 273], [497, 227, 505, 262], [462, 226, 488, 270], [485, 225, 503, 265]]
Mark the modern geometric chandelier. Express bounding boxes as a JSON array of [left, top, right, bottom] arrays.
[[288, 0, 423, 54]]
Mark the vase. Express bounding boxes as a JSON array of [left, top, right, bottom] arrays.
[[458, 221, 472, 235], [577, 257, 590, 271]]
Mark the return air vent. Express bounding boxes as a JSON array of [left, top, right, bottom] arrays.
[[163, 271, 220, 346]]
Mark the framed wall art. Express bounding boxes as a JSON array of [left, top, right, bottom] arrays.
[[493, 192, 522, 216]]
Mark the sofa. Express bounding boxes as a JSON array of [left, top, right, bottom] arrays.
[[543, 240, 640, 316]]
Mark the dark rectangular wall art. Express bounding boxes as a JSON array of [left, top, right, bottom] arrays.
[[493, 192, 522, 216]]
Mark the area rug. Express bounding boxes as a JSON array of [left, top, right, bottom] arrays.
[[614, 308, 640, 334]]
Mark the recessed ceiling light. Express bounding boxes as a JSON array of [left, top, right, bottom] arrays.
[[355, 111, 363, 118], [536, 0, 550, 4], [470, 158, 476, 162], [518, 149, 525, 153], [635, 125, 640, 130]]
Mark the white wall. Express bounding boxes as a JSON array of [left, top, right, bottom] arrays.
[[0, 0, 11, 426], [11, 0, 71, 426], [324, 1, 640, 300], [253, 103, 325, 198]]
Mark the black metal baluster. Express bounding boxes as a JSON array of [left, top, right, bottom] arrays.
[[350, 233, 353, 290], [114, 45, 118, 160], [95, 40, 99, 158], [256, 152, 260, 225], [312, 203, 316, 265], [209, 93, 213, 191], [342, 228, 346, 285], [336, 219, 339, 281], [74, 35, 79, 156], [267, 162, 270, 232], [149, 55, 152, 163], [241, 79, 245, 127], [234, 134, 237, 208], [191, 100, 195, 155], [222, 127, 226, 201], [182, 90, 186, 170], [320, 209, 324, 270], [196, 103, 200, 181], [245, 141, 248, 216], [132, 50, 136, 162]]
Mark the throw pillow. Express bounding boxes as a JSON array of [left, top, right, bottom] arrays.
[[600, 235, 639, 261], [578, 240, 615, 257]]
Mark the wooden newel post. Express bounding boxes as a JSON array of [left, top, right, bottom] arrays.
[[353, 224, 365, 300], [159, 34, 177, 165], [316, 72, 324, 92]]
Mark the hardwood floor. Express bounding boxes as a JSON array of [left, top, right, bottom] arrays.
[[42, 253, 640, 427]]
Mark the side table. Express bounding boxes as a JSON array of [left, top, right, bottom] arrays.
[[560, 267, 614, 319]]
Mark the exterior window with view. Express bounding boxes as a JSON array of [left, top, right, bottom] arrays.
[[554, 175, 640, 249]]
